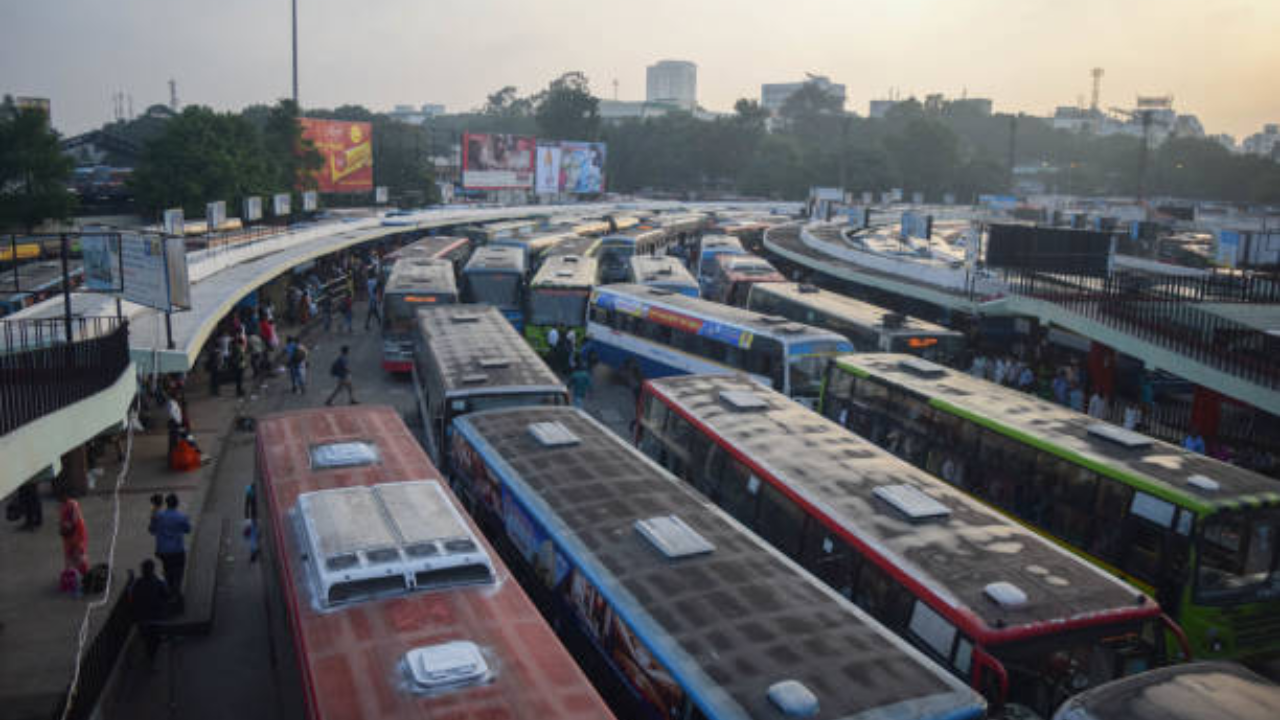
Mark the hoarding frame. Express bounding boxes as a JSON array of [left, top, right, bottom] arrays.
[[461, 132, 536, 190], [299, 118, 374, 193]]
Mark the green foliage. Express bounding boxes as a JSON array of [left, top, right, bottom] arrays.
[[0, 96, 76, 231], [534, 72, 601, 141]]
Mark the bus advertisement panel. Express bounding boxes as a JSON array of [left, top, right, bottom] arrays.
[[299, 118, 373, 193], [463, 133, 536, 189], [560, 142, 606, 194]]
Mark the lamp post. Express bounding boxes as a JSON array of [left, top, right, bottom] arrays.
[[291, 0, 299, 105]]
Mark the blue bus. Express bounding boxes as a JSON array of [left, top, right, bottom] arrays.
[[461, 245, 527, 329], [626, 255, 700, 297], [584, 283, 852, 404], [596, 228, 667, 283], [449, 405, 987, 720], [693, 235, 745, 293]]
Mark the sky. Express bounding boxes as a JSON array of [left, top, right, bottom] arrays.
[[2, 0, 1277, 140]]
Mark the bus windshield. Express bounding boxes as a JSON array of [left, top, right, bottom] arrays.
[[384, 294, 450, 334], [788, 341, 850, 398], [529, 289, 588, 327], [467, 273, 520, 308], [445, 391, 564, 422], [1196, 509, 1280, 604]]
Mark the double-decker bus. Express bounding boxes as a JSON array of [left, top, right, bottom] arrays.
[[820, 353, 1280, 662], [704, 253, 786, 306], [584, 284, 852, 403], [640, 374, 1187, 717], [254, 405, 613, 720], [413, 305, 567, 467], [383, 235, 472, 278], [380, 257, 458, 372], [461, 245, 527, 329], [596, 228, 667, 283], [627, 255, 699, 297], [694, 236, 745, 292], [746, 283, 963, 363], [524, 252, 598, 355], [449, 405, 988, 720], [1050, 661, 1280, 720]]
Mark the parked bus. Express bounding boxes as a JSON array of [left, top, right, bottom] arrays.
[[524, 252, 598, 355], [627, 255, 699, 297], [596, 228, 667, 283], [704, 253, 786, 306], [640, 374, 1186, 716], [1050, 661, 1280, 720], [383, 235, 472, 277], [820, 353, 1280, 662], [491, 230, 578, 269], [746, 282, 964, 363], [694, 235, 745, 292], [253, 405, 613, 720], [585, 284, 852, 403], [449, 405, 988, 720], [461, 245, 527, 329], [465, 218, 538, 245], [379, 257, 458, 373], [413, 304, 567, 467]]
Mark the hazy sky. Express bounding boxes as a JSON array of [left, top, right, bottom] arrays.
[[3, 0, 1277, 139]]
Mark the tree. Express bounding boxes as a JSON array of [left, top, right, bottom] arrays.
[[777, 81, 845, 141], [482, 87, 533, 118], [884, 118, 961, 194], [534, 72, 600, 141], [262, 100, 322, 192], [0, 97, 76, 231]]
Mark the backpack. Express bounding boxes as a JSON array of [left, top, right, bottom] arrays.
[[290, 345, 308, 367], [330, 357, 345, 378], [83, 563, 109, 594]]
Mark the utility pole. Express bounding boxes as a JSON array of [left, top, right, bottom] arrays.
[[1007, 115, 1018, 192], [291, 0, 299, 105], [60, 234, 73, 343]]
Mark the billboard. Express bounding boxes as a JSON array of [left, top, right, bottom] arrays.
[[462, 133, 536, 189], [535, 145, 563, 195], [1216, 230, 1241, 268], [272, 193, 291, 217], [901, 211, 933, 240], [302, 191, 319, 212], [162, 208, 184, 236], [206, 200, 226, 231], [912, 191, 925, 205], [80, 233, 122, 292], [299, 118, 374, 193], [120, 235, 191, 311], [560, 142, 606, 194], [243, 196, 263, 222], [374, 186, 389, 204], [986, 224, 1113, 277]]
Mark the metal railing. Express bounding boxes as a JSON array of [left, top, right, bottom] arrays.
[[1, 317, 130, 436], [50, 587, 135, 720], [1003, 268, 1280, 391]]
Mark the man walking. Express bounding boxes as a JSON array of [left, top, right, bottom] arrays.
[[569, 361, 592, 408], [364, 276, 382, 331], [149, 494, 191, 598], [325, 345, 358, 406], [285, 337, 308, 394], [128, 559, 170, 662]]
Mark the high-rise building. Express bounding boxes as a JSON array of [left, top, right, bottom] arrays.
[[646, 60, 697, 111], [761, 74, 846, 113]]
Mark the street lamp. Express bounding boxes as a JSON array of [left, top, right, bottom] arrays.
[[292, 0, 299, 105]]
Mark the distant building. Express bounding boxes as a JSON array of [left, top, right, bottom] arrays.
[[1243, 124, 1280, 159], [1210, 133, 1237, 153], [646, 60, 697, 111], [761, 74, 846, 113], [1051, 96, 1206, 147], [388, 103, 446, 125], [951, 98, 993, 116], [868, 100, 897, 119], [599, 99, 721, 123]]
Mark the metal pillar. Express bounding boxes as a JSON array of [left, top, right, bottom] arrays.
[[60, 233, 73, 343]]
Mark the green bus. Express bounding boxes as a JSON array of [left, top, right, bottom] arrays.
[[523, 251, 598, 356], [819, 353, 1280, 662]]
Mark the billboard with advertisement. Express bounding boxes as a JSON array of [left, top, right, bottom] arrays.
[[299, 118, 374, 193], [462, 133, 536, 189], [535, 145, 562, 195], [120, 235, 191, 311], [560, 142, 606, 194]]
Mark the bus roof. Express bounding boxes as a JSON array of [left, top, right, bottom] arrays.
[[751, 283, 961, 338], [463, 245, 526, 274], [386, 257, 457, 295], [699, 235, 743, 254], [387, 235, 469, 261], [716, 254, 784, 279], [602, 227, 664, 244], [254, 405, 611, 720], [415, 305, 563, 398], [530, 253, 596, 289], [593, 284, 849, 345], [628, 255, 698, 287], [653, 212, 708, 234], [836, 354, 1280, 513], [541, 235, 599, 260], [1051, 661, 1280, 720], [453, 405, 985, 720], [646, 374, 1160, 640]]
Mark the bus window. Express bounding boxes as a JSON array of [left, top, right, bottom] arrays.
[[1090, 479, 1133, 565], [907, 600, 958, 663], [800, 526, 856, 598], [756, 483, 806, 557], [1196, 509, 1279, 604], [854, 562, 911, 629], [712, 451, 760, 526]]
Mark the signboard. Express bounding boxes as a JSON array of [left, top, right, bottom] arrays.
[[162, 208, 184, 236], [979, 194, 1019, 211], [810, 187, 843, 201], [272, 193, 291, 217], [1216, 230, 1241, 268], [943, 193, 956, 205], [302, 191, 319, 212], [912, 191, 925, 205], [901, 212, 933, 240], [120, 234, 191, 311], [243, 196, 263, 222], [535, 145, 562, 195], [560, 142, 606, 194], [299, 118, 374, 192], [15, 97, 51, 120], [205, 200, 226, 232], [847, 206, 870, 229], [80, 233, 122, 292], [374, 186, 389, 204], [881, 191, 895, 204], [986, 224, 1113, 277], [462, 132, 536, 189]]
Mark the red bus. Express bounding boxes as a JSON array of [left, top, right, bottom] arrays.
[[637, 374, 1190, 718], [255, 405, 613, 720], [382, 235, 472, 282], [705, 253, 785, 306]]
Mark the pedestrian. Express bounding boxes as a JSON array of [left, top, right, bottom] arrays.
[[247, 331, 266, 379], [1183, 429, 1206, 454], [325, 345, 358, 406], [566, 328, 578, 368], [1123, 403, 1142, 430], [364, 277, 381, 331], [259, 314, 278, 351], [1052, 370, 1069, 405], [342, 293, 354, 333], [546, 325, 560, 363], [128, 559, 169, 662], [149, 493, 191, 597], [58, 489, 89, 580], [228, 336, 248, 397], [1087, 390, 1107, 419], [1068, 383, 1085, 413], [569, 362, 592, 408], [321, 292, 333, 332], [16, 481, 42, 530], [285, 337, 308, 394], [243, 484, 260, 563]]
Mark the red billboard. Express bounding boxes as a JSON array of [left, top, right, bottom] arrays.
[[299, 118, 374, 193], [462, 133, 536, 189]]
